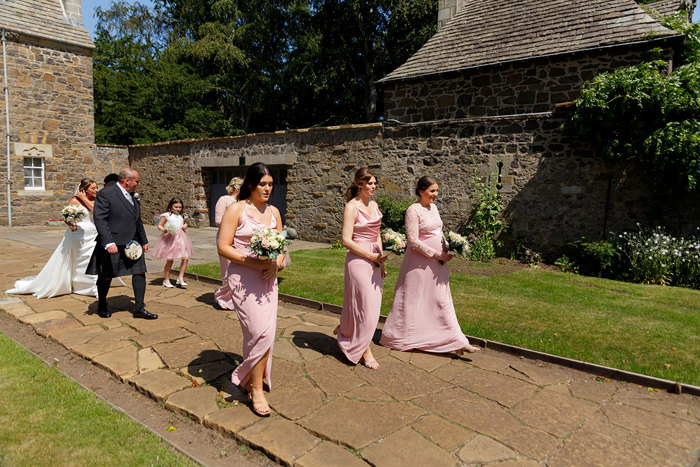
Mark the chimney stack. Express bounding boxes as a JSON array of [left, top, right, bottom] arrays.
[[60, 0, 84, 28], [438, 0, 464, 30]]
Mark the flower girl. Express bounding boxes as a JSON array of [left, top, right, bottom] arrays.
[[152, 197, 194, 287]]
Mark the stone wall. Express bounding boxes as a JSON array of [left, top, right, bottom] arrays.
[[127, 125, 384, 229], [96, 145, 130, 181], [383, 44, 674, 123], [126, 117, 700, 257], [0, 35, 98, 225]]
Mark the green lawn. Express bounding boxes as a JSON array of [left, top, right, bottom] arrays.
[[190, 249, 700, 385], [0, 332, 196, 466]]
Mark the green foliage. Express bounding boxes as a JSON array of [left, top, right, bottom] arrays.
[[330, 239, 344, 249], [563, 236, 622, 279], [463, 171, 506, 262], [554, 255, 579, 273], [568, 14, 700, 192], [93, 0, 437, 142], [375, 193, 414, 234]]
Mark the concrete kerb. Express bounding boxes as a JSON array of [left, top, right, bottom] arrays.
[[177, 268, 700, 397]]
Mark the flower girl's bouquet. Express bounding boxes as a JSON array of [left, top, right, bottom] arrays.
[[443, 230, 470, 258], [164, 221, 178, 235], [381, 228, 407, 255], [61, 204, 88, 225], [248, 227, 291, 260]]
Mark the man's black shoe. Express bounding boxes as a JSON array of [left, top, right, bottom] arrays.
[[133, 309, 158, 320], [97, 308, 111, 318]]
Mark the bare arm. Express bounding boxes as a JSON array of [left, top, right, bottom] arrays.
[[157, 214, 168, 232], [217, 203, 270, 270], [341, 202, 385, 265]]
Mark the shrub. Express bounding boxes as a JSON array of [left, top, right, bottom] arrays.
[[463, 171, 506, 263], [619, 226, 700, 287], [376, 193, 414, 234], [563, 236, 622, 278], [554, 256, 578, 273]]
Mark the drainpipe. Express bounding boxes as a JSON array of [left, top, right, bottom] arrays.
[[1, 29, 11, 227]]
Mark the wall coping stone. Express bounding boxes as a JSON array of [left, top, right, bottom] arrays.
[[127, 123, 383, 149]]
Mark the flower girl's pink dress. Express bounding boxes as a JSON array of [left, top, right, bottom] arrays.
[[337, 206, 383, 364], [380, 203, 471, 352], [214, 211, 278, 389]]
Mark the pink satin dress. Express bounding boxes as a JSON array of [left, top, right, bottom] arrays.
[[380, 203, 471, 352], [214, 210, 278, 389], [337, 205, 383, 364]]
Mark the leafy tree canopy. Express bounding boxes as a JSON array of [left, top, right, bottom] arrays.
[[93, 0, 437, 144], [569, 13, 700, 192]]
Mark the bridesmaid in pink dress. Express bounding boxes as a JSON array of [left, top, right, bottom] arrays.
[[214, 177, 243, 308], [335, 168, 387, 369], [380, 176, 481, 355], [215, 163, 287, 416]]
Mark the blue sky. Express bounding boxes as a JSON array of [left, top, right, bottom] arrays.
[[81, 0, 699, 39]]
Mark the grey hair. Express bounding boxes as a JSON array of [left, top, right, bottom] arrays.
[[118, 168, 136, 182]]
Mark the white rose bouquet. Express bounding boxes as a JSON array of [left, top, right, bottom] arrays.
[[61, 204, 88, 225], [381, 228, 407, 255], [164, 222, 178, 235], [443, 230, 470, 258], [248, 227, 290, 260]]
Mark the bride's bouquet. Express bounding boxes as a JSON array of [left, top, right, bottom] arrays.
[[443, 230, 470, 258], [381, 228, 407, 255], [248, 227, 291, 260], [61, 204, 88, 225]]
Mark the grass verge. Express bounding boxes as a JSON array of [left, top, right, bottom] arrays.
[[189, 249, 700, 386], [0, 331, 196, 466]]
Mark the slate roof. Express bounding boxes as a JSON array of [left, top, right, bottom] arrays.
[[380, 0, 680, 83], [646, 0, 689, 17], [0, 0, 94, 49]]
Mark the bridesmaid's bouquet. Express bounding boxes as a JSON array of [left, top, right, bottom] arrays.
[[443, 230, 470, 258], [61, 204, 88, 225], [248, 227, 291, 260], [381, 228, 407, 255]]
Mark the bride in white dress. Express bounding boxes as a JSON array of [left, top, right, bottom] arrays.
[[7, 178, 101, 298]]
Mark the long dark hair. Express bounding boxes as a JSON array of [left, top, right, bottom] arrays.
[[239, 162, 273, 201], [415, 176, 438, 196], [345, 167, 377, 201], [165, 197, 184, 213]]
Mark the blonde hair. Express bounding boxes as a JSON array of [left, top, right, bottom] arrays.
[[226, 177, 244, 195]]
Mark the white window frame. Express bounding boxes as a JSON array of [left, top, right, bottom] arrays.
[[23, 157, 45, 191]]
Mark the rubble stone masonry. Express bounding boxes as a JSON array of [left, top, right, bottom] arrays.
[[0, 35, 121, 225]]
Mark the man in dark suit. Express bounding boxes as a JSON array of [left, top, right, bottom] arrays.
[[87, 168, 157, 319]]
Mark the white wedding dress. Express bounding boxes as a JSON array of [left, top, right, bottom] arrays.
[[7, 215, 99, 298]]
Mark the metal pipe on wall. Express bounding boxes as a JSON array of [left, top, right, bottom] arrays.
[[1, 29, 11, 227]]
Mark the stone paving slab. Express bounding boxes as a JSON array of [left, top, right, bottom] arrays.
[[239, 417, 321, 465], [165, 386, 220, 423], [2, 236, 700, 466], [129, 369, 192, 401]]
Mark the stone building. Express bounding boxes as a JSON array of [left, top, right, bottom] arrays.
[[129, 0, 699, 255], [0, 0, 128, 226]]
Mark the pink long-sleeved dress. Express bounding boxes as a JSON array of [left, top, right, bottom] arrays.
[[337, 205, 383, 364], [379, 203, 471, 353], [214, 210, 278, 389]]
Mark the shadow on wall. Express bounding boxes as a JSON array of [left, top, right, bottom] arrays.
[[504, 150, 700, 259]]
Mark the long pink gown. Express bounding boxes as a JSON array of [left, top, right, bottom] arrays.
[[214, 194, 238, 297], [337, 206, 383, 364], [379, 203, 471, 353], [214, 210, 278, 389]]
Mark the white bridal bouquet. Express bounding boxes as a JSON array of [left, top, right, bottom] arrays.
[[248, 227, 291, 260], [381, 228, 407, 255], [61, 204, 88, 225], [443, 230, 470, 258]]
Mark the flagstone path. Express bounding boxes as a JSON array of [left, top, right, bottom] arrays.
[[1, 236, 699, 466]]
